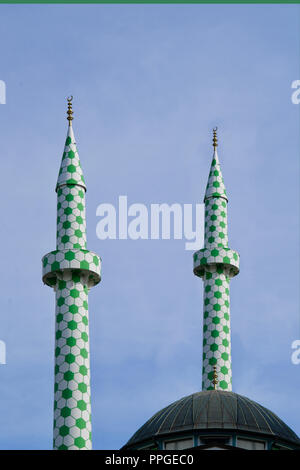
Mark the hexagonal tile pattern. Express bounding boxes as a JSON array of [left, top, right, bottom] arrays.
[[55, 126, 87, 251], [53, 271, 92, 450], [202, 270, 231, 391], [56, 185, 87, 251], [204, 150, 227, 201], [204, 197, 228, 248], [193, 247, 239, 279], [42, 121, 101, 450], [56, 125, 86, 191], [42, 249, 101, 288], [193, 147, 239, 392]]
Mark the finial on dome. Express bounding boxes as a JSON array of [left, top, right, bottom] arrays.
[[212, 365, 218, 390], [212, 127, 218, 150], [67, 96, 73, 126]]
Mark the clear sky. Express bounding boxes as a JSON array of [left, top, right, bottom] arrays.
[[0, 3, 299, 450]]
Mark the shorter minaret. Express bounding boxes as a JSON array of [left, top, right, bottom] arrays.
[[193, 129, 239, 391], [42, 98, 101, 450]]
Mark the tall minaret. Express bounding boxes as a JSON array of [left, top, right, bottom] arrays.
[[42, 97, 101, 450], [193, 129, 239, 391]]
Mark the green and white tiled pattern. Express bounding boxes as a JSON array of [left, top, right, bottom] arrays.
[[53, 270, 91, 450], [56, 126, 86, 191], [42, 123, 101, 450], [56, 185, 87, 251], [202, 269, 231, 390], [204, 150, 227, 201], [204, 197, 228, 248], [193, 148, 239, 392], [42, 249, 101, 289]]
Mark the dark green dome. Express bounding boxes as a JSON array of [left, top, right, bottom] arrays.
[[123, 390, 300, 449]]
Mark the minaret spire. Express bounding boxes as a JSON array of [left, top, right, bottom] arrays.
[[42, 98, 101, 450], [193, 129, 239, 391]]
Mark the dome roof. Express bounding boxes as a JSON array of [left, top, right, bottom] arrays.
[[124, 391, 300, 448]]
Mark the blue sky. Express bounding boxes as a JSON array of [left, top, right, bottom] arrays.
[[0, 4, 299, 450]]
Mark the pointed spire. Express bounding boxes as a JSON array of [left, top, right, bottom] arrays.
[[56, 97, 86, 192], [204, 128, 227, 202]]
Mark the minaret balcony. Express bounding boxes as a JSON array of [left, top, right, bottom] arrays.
[[42, 249, 101, 288], [193, 247, 239, 279]]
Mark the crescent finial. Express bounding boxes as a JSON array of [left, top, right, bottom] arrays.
[[67, 96, 74, 126], [212, 127, 218, 149]]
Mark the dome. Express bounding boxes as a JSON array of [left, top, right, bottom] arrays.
[[123, 391, 300, 449]]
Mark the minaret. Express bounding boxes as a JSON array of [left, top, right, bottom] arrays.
[[42, 97, 101, 450], [193, 129, 239, 391]]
